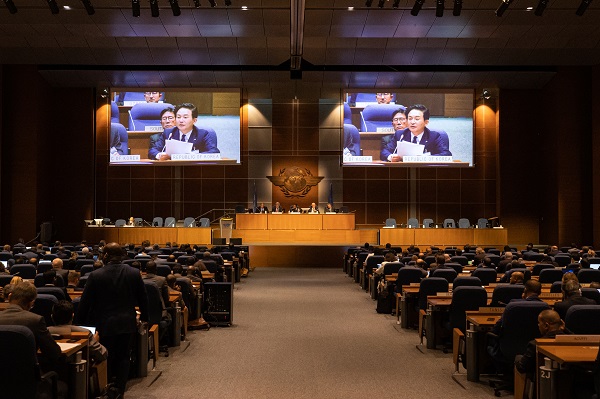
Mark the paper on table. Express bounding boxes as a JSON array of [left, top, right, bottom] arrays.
[[165, 139, 193, 156], [396, 140, 425, 157], [58, 342, 81, 351]]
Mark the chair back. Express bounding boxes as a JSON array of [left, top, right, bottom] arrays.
[[476, 218, 488, 228], [176, 277, 195, 312], [42, 253, 56, 261], [0, 274, 13, 287], [365, 255, 384, 272], [407, 218, 419, 228], [77, 275, 88, 288], [485, 254, 501, 266], [339, 206, 350, 214], [359, 104, 399, 132], [156, 264, 172, 277], [577, 269, 600, 284], [343, 102, 352, 124], [565, 305, 600, 334], [111, 122, 129, 154], [471, 268, 498, 285], [36, 287, 66, 302], [499, 300, 550, 363], [431, 268, 458, 284], [453, 276, 482, 289], [10, 264, 36, 279], [235, 205, 246, 213], [183, 217, 195, 227], [143, 281, 164, 325], [458, 218, 470, 228], [451, 256, 468, 266], [489, 284, 524, 307], [396, 267, 423, 289], [0, 325, 40, 399], [30, 294, 58, 327], [503, 268, 532, 282], [128, 102, 174, 131], [448, 286, 488, 333], [424, 256, 436, 266], [343, 124, 361, 156], [75, 258, 94, 271], [581, 288, 600, 304], [385, 218, 396, 228], [114, 219, 126, 227], [550, 281, 562, 293], [37, 262, 52, 274], [538, 268, 563, 284], [418, 277, 449, 310], [553, 254, 571, 267], [443, 218, 456, 228], [79, 264, 94, 276], [152, 216, 163, 227], [383, 262, 403, 275], [531, 263, 553, 276], [445, 262, 463, 274], [164, 217, 176, 227], [423, 218, 434, 228]]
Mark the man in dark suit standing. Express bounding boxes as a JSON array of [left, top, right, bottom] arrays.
[[77, 242, 148, 396], [384, 104, 452, 162], [148, 102, 219, 160]]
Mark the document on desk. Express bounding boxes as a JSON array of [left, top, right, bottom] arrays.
[[58, 342, 81, 352], [165, 139, 193, 156], [397, 141, 425, 157]]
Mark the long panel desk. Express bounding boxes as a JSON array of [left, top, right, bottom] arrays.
[[236, 213, 355, 230], [380, 227, 508, 247], [83, 227, 212, 245]]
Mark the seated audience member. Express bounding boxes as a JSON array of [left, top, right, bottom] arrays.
[[514, 309, 568, 380], [0, 263, 9, 275], [289, 204, 300, 213], [49, 300, 108, 364], [497, 251, 513, 273], [143, 91, 164, 103], [185, 265, 203, 283], [0, 282, 61, 371], [255, 203, 269, 214], [509, 271, 525, 285], [52, 258, 69, 283], [384, 104, 451, 162], [380, 106, 407, 161], [272, 202, 285, 213], [306, 202, 319, 214], [375, 252, 398, 275], [67, 271, 81, 290], [143, 261, 169, 306], [553, 279, 596, 320], [194, 260, 208, 272], [148, 103, 219, 160]]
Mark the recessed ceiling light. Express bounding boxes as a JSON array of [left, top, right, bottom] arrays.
[[348, 6, 354, 10], [526, 6, 533, 9], [63, 5, 71, 9], [241, 5, 247, 9]]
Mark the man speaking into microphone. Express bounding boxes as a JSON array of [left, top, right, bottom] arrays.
[[148, 102, 220, 160]]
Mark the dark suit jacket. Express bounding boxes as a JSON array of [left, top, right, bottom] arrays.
[[0, 304, 61, 365], [49, 325, 108, 363], [383, 127, 452, 159], [272, 205, 285, 212], [77, 262, 148, 337], [148, 126, 219, 158], [553, 294, 597, 321], [143, 273, 169, 306]]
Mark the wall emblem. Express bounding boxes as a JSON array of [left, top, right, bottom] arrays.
[[267, 166, 323, 198]]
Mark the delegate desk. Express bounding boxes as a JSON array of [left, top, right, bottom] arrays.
[[380, 227, 508, 247], [83, 227, 212, 245], [465, 309, 504, 382], [235, 213, 355, 230]]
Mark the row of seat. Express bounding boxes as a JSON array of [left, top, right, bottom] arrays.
[[385, 217, 491, 228]]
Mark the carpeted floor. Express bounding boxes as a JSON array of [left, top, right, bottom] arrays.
[[125, 267, 496, 398]]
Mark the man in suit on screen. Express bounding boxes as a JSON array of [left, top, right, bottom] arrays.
[[148, 102, 219, 160], [384, 104, 452, 162]]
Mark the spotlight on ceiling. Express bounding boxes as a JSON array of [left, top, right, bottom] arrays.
[[365, 0, 373, 6], [47, 0, 59, 14], [100, 88, 109, 99], [393, 0, 400, 7], [193, 0, 200, 6], [534, 0, 548, 15], [575, 0, 592, 15], [132, 0, 140, 16], [81, 0, 94, 15], [169, 0, 180, 15], [435, 0, 444, 16], [208, 0, 216, 6], [481, 89, 491, 100], [3, 0, 17, 13], [378, 0, 385, 7], [410, 0, 424, 15], [150, 0, 159, 16], [495, 0, 513, 16], [452, 0, 462, 15]]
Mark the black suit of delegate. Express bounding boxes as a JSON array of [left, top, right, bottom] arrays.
[[382, 127, 451, 160], [148, 125, 219, 159]]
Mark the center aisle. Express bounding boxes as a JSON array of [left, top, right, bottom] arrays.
[[126, 268, 493, 399]]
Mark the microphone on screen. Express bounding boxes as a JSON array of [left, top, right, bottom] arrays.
[[161, 131, 174, 153]]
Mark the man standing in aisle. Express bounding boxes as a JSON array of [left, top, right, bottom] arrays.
[[77, 242, 148, 396]]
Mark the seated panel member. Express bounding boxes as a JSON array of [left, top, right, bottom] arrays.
[[144, 91, 164, 103], [384, 104, 452, 162], [149, 107, 176, 152], [149, 103, 220, 160], [272, 202, 285, 213], [376, 92, 394, 104], [380, 106, 407, 161], [306, 202, 319, 214], [255, 203, 269, 214], [324, 203, 335, 213], [289, 204, 301, 213]]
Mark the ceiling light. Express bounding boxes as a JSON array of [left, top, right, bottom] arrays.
[[169, 0, 180, 15], [452, 0, 461, 15], [132, 0, 140, 16], [576, 0, 592, 15], [435, 0, 444, 16], [348, 6, 354, 9], [495, 0, 513, 16], [150, 0, 159, 16], [80, 0, 94, 15], [411, 0, 424, 15], [47, 0, 59, 14], [3, 0, 17, 13], [481, 89, 491, 100]]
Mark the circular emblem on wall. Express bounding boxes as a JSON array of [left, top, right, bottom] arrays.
[[267, 167, 324, 198]]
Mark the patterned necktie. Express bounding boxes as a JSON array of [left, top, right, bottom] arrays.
[[412, 136, 418, 144], [181, 134, 187, 142]]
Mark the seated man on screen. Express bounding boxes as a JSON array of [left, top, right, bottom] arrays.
[[383, 104, 452, 162], [149, 107, 176, 151], [144, 91, 164, 103], [109, 124, 123, 156], [380, 106, 407, 161], [376, 92, 394, 104], [148, 103, 220, 160], [272, 202, 285, 213]]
